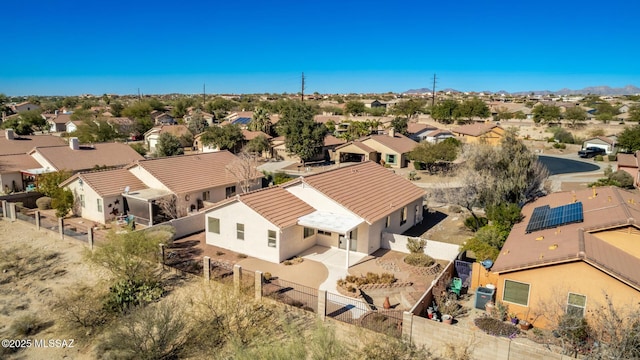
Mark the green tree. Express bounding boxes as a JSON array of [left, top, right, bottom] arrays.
[[390, 117, 409, 135], [393, 99, 426, 121], [74, 119, 121, 143], [596, 102, 619, 122], [345, 100, 366, 116], [172, 98, 194, 119], [51, 188, 74, 218], [187, 112, 209, 135], [617, 124, 640, 152], [513, 110, 527, 120], [563, 106, 588, 127], [206, 97, 236, 120], [495, 107, 514, 121], [245, 135, 270, 154], [276, 101, 326, 163], [408, 140, 459, 173], [200, 124, 245, 153], [110, 101, 124, 117], [155, 132, 184, 157], [454, 97, 490, 122], [37, 170, 73, 197], [248, 107, 272, 134], [532, 104, 561, 124], [628, 104, 640, 123], [130, 143, 147, 156], [430, 99, 459, 124]]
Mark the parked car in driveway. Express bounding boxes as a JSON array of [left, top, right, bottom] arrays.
[[578, 147, 606, 158]]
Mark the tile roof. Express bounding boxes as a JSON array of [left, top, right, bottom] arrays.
[[242, 129, 272, 141], [407, 122, 437, 134], [30, 143, 144, 172], [0, 134, 66, 156], [289, 161, 425, 223], [335, 141, 376, 153], [617, 153, 638, 168], [128, 151, 255, 194], [323, 134, 347, 147], [48, 114, 72, 125], [235, 187, 315, 228], [452, 123, 501, 137], [0, 154, 41, 172], [61, 169, 148, 197], [145, 125, 191, 137], [363, 133, 418, 154], [493, 186, 640, 290], [426, 129, 453, 137]]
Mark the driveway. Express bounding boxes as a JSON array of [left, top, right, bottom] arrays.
[[539, 154, 608, 192]]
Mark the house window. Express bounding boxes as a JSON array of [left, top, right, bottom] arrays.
[[80, 194, 85, 208], [385, 216, 390, 228], [303, 227, 315, 238], [236, 223, 244, 240], [350, 228, 358, 241], [268, 230, 276, 247], [386, 154, 397, 164], [318, 230, 331, 236], [567, 293, 587, 317], [202, 191, 210, 201], [225, 186, 236, 198], [97, 199, 103, 213], [400, 207, 407, 225], [503, 280, 530, 306], [208, 217, 220, 234]]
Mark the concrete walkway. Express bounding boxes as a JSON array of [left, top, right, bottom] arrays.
[[256, 160, 297, 173], [298, 246, 368, 293]]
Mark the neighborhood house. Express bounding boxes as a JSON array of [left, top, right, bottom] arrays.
[[204, 161, 425, 265]]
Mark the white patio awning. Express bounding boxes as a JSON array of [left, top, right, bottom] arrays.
[[297, 211, 364, 234], [122, 188, 172, 201], [21, 167, 55, 175]]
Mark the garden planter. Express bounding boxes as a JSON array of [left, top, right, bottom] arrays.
[[485, 301, 495, 313], [442, 314, 453, 325], [519, 321, 532, 330]]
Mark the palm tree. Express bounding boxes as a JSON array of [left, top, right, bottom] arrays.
[[248, 107, 272, 134]]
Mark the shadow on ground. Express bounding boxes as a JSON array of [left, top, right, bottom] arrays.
[[402, 210, 448, 237]]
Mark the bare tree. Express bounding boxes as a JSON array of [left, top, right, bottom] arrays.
[[225, 152, 261, 194], [155, 194, 188, 220]]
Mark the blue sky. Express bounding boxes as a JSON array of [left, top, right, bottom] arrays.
[[2, 0, 639, 96]]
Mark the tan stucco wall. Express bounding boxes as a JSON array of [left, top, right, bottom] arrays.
[[496, 261, 640, 328], [592, 226, 640, 258], [1, 173, 24, 193], [361, 139, 407, 168]]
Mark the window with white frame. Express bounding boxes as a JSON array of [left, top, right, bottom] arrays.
[[236, 223, 244, 240], [208, 217, 220, 234], [400, 206, 407, 225], [80, 194, 85, 208], [303, 227, 315, 238], [268, 230, 276, 247], [502, 280, 530, 306], [386, 154, 397, 164], [202, 191, 210, 201], [225, 186, 236, 198], [318, 230, 331, 236], [567, 293, 587, 317], [97, 199, 103, 213]]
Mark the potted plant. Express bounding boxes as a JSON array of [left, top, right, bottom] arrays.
[[485, 301, 495, 313], [509, 313, 519, 325], [442, 314, 453, 325], [519, 320, 532, 330]]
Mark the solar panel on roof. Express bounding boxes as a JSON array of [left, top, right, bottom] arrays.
[[525, 202, 583, 233], [232, 117, 251, 125]]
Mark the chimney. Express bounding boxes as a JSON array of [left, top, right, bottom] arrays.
[[69, 137, 79, 150], [54, 110, 59, 117], [6, 129, 14, 140], [389, 128, 396, 138]]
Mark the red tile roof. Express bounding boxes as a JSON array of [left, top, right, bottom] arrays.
[[407, 122, 437, 134], [61, 169, 148, 197], [323, 134, 347, 147], [452, 123, 501, 137], [493, 186, 640, 290], [363, 133, 418, 154], [242, 129, 272, 141], [0, 134, 66, 156], [29, 143, 144, 172], [237, 187, 315, 228], [290, 161, 424, 223], [128, 151, 258, 194], [617, 153, 638, 168], [0, 154, 41, 172]]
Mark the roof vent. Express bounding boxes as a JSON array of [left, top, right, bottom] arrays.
[[535, 236, 544, 241], [5, 129, 14, 140], [548, 244, 558, 250]]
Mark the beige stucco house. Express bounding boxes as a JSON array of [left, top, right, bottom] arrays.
[[204, 161, 425, 265], [334, 129, 417, 168]]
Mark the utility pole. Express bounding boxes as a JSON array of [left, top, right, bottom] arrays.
[[203, 83, 206, 109], [431, 74, 437, 108], [301, 72, 305, 102], [137, 88, 141, 101]]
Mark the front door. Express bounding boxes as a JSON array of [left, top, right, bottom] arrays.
[[338, 235, 357, 251]]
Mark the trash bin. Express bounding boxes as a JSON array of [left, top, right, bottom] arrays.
[[475, 286, 496, 310]]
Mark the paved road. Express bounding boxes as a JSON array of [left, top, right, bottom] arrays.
[[538, 154, 601, 175]]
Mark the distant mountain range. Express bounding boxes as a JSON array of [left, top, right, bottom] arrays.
[[405, 85, 640, 96]]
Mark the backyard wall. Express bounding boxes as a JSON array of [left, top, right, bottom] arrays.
[[410, 261, 455, 316], [0, 192, 43, 208], [403, 311, 574, 360], [381, 232, 460, 261], [166, 211, 205, 239]]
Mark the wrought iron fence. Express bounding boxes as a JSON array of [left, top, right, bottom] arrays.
[[15, 205, 37, 225], [326, 292, 403, 337], [239, 267, 255, 295], [263, 277, 318, 313], [39, 213, 59, 232], [63, 222, 89, 243]]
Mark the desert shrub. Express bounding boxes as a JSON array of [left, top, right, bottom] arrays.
[[449, 205, 462, 213], [215, 251, 225, 256], [404, 253, 435, 267], [263, 272, 272, 282], [556, 313, 592, 357], [474, 316, 520, 338], [97, 301, 190, 360], [340, 272, 396, 288], [10, 314, 44, 337], [464, 216, 488, 232], [35, 196, 52, 210], [413, 161, 425, 170], [553, 142, 566, 149], [359, 335, 433, 360], [608, 154, 617, 161], [406, 237, 426, 254], [595, 155, 604, 161], [103, 279, 164, 314], [55, 284, 110, 335], [237, 253, 248, 259]]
